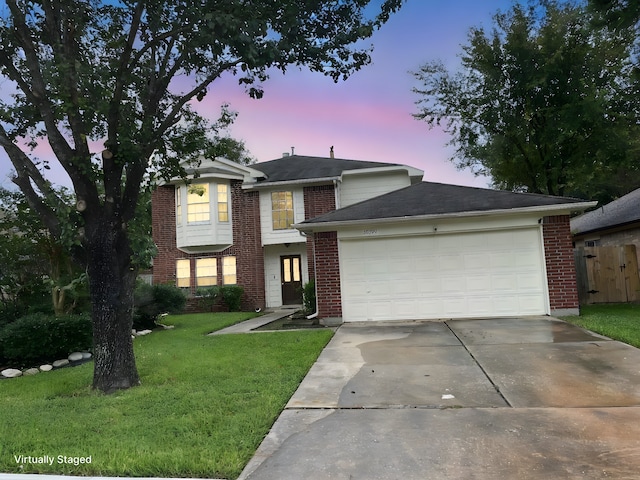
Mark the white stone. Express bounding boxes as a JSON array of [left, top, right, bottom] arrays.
[[1, 368, 22, 378], [23, 368, 39, 376], [53, 359, 70, 368], [39, 364, 53, 372], [136, 329, 152, 336], [68, 352, 84, 362], [81, 352, 92, 360]]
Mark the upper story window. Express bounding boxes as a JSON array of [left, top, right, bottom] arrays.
[[217, 184, 229, 222], [175, 187, 182, 225], [187, 184, 210, 223], [271, 191, 294, 230]]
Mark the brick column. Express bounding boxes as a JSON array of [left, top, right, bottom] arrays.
[[314, 231, 342, 319], [231, 181, 265, 311], [151, 185, 179, 285], [303, 185, 336, 280], [542, 215, 580, 316]]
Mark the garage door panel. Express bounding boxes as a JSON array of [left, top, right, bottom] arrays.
[[517, 272, 544, 289], [466, 274, 492, 292], [389, 258, 414, 275], [441, 276, 464, 293], [443, 298, 468, 316], [366, 261, 388, 276], [340, 228, 548, 321], [491, 253, 514, 268], [492, 274, 518, 291], [437, 254, 463, 270], [463, 253, 489, 269]]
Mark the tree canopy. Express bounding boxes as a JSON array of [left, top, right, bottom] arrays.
[[413, 0, 639, 202], [0, 0, 404, 392], [589, 0, 640, 29]]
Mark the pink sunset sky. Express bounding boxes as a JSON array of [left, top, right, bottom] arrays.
[[0, 0, 517, 190]]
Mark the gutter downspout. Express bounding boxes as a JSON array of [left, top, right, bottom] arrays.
[[300, 178, 339, 319], [300, 230, 319, 319]]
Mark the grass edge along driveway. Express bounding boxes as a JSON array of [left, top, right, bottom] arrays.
[[0, 312, 334, 479], [563, 303, 640, 349]]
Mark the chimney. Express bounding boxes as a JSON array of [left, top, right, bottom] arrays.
[[330, 146, 334, 159], [282, 152, 290, 157]]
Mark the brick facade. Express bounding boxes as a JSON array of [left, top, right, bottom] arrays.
[[303, 185, 336, 281], [542, 215, 579, 314], [314, 231, 342, 318], [230, 182, 265, 310], [151, 181, 264, 312], [151, 185, 178, 285]]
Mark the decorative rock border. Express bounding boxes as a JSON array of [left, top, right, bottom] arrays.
[[1, 351, 93, 379], [1, 323, 173, 380]]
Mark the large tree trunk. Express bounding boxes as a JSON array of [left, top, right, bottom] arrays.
[[86, 215, 140, 393]]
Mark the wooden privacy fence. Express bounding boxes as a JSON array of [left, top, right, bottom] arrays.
[[574, 245, 640, 304]]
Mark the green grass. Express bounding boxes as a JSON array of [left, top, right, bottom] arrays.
[[0, 312, 334, 479], [563, 303, 640, 348]]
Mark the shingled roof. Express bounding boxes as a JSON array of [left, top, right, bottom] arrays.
[[252, 155, 406, 183], [571, 187, 640, 235], [298, 181, 592, 226]]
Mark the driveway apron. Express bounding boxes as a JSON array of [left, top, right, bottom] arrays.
[[240, 317, 640, 480]]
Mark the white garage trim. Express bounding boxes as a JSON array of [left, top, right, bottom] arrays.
[[339, 226, 550, 322]]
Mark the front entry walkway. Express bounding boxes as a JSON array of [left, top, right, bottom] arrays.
[[208, 308, 298, 335], [240, 317, 640, 479]]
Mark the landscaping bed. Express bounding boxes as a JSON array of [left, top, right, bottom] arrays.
[[0, 312, 333, 479]]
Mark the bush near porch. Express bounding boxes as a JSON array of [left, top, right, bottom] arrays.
[[564, 304, 640, 348], [0, 312, 333, 479]]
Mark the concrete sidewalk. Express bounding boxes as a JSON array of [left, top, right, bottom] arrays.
[[208, 308, 297, 335], [240, 317, 640, 479]]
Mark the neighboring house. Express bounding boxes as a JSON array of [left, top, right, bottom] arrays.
[[571, 187, 640, 304], [152, 154, 594, 322], [571, 187, 640, 266]]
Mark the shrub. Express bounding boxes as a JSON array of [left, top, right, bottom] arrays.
[[0, 312, 92, 364], [196, 286, 221, 312], [302, 280, 316, 316], [221, 285, 244, 312], [0, 303, 25, 330], [134, 283, 186, 330]]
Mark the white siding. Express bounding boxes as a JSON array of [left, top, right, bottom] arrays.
[[340, 171, 410, 207], [263, 244, 309, 307], [260, 188, 307, 245], [176, 181, 233, 253]]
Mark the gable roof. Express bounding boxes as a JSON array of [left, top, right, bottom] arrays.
[[163, 157, 265, 185], [297, 182, 594, 228], [571, 187, 640, 236], [250, 155, 414, 184]]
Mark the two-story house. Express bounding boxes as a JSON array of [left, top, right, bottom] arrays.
[[152, 154, 594, 323]]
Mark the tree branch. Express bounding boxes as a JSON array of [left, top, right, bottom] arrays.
[[107, 0, 145, 149], [41, 0, 91, 160], [0, 126, 63, 238], [5, 0, 96, 201]]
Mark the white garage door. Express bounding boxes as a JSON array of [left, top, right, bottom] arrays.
[[340, 228, 548, 321]]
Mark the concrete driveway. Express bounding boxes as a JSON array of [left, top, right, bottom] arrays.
[[239, 317, 640, 480]]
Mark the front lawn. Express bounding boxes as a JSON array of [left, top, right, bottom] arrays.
[[563, 303, 640, 348], [0, 312, 334, 479]]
